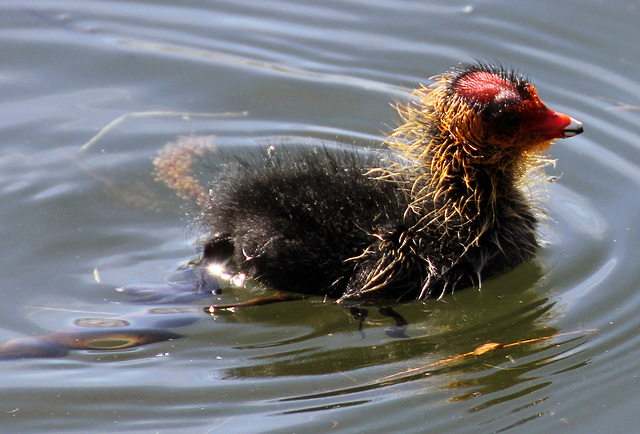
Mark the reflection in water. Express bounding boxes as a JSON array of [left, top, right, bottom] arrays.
[[219, 264, 553, 375], [179, 263, 591, 429], [0, 327, 184, 359], [0, 304, 200, 359], [0, 270, 215, 360], [199, 264, 588, 417]]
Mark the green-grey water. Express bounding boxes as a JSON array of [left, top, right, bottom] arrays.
[[2, 0, 640, 432]]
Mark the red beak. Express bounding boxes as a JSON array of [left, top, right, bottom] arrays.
[[535, 109, 583, 139]]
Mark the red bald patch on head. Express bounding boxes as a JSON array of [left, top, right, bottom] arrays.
[[455, 71, 519, 105]]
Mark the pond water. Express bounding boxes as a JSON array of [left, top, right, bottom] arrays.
[[2, 0, 640, 432]]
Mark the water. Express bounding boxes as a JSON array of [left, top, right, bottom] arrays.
[[2, 0, 640, 432]]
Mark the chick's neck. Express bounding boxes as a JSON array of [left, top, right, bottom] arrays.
[[386, 85, 539, 242]]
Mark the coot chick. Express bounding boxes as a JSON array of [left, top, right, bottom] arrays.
[[198, 62, 583, 304]]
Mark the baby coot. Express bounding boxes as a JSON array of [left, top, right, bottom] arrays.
[[196, 62, 583, 304]]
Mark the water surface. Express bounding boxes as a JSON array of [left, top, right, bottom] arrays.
[[2, 0, 640, 432]]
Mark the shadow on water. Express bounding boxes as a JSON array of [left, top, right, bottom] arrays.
[[214, 263, 591, 403]]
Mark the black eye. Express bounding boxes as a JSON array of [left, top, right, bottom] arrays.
[[494, 111, 522, 129]]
